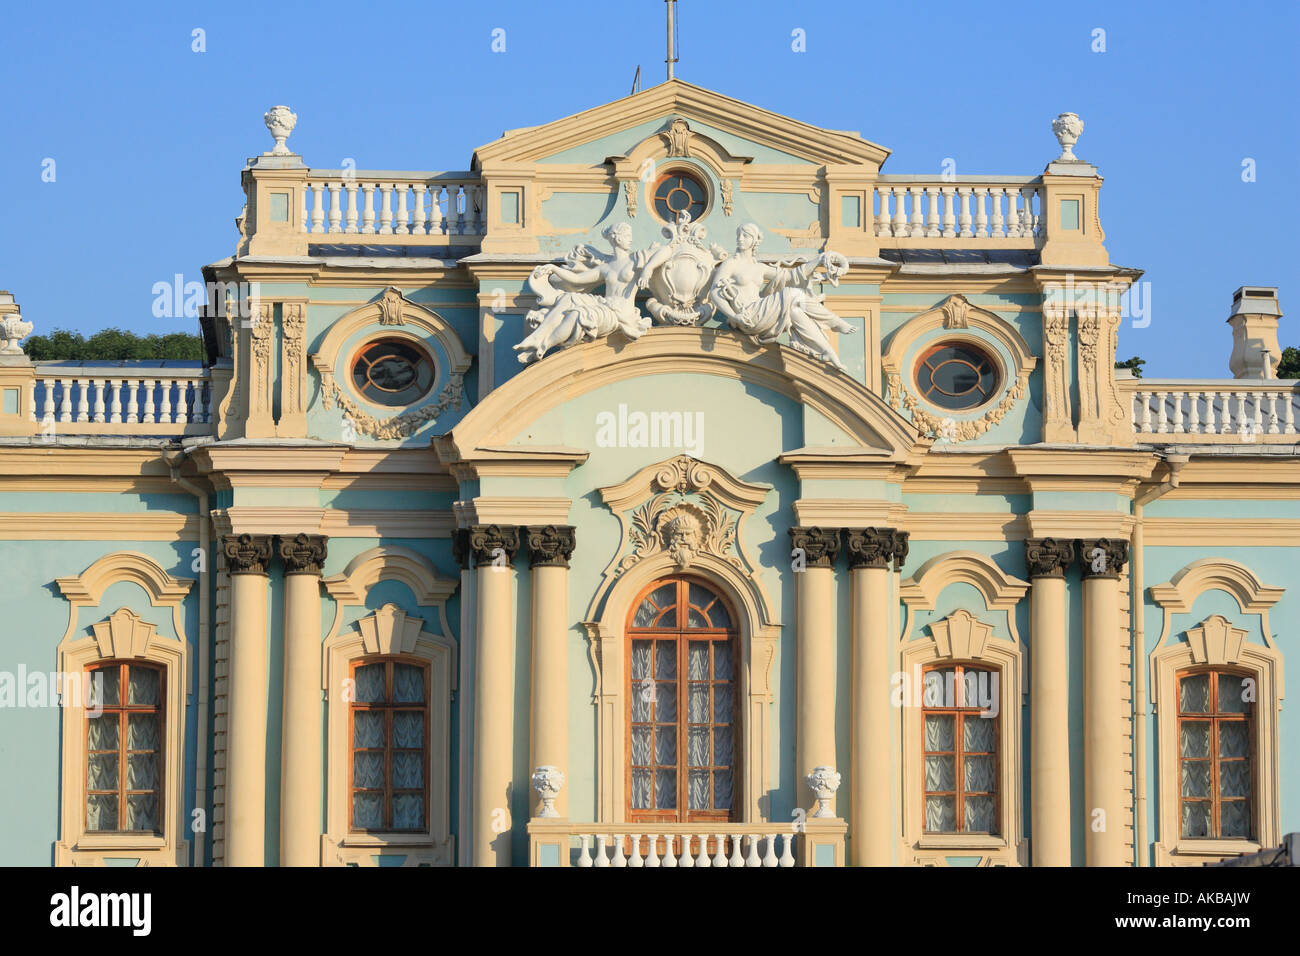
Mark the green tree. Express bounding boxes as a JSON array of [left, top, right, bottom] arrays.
[[22, 328, 204, 361], [1277, 346, 1300, 379], [1115, 355, 1145, 379]]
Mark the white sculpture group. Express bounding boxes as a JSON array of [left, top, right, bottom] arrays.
[[514, 214, 855, 371]]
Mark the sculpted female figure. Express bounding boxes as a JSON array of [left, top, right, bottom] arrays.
[[515, 222, 672, 363], [707, 222, 856, 371]]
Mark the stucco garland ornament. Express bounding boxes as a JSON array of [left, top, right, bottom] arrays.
[[707, 223, 856, 372], [330, 373, 464, 440], [897, 367, 1031, 442], [514, 222, 673, 363]]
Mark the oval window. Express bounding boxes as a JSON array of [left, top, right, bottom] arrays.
[[652, 171, 708, 222], [351, 338, 435, 407], [915, 341, 1000, 410]]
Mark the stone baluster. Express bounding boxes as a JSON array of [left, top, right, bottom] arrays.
[[378, 183, 394, 235], [75, 379, 90, 423], [157, 379, 172, 423], [957, 187, 973, 237], [361, 184, 376, 234], [299, 185, 308, 233], [692, 835, 709, 867], [1200, 391, 1216, 433], [712, 834, 727, 867], [106, 379, 121, 424], [200, 381, 212, 424], [1154, 391, 1169, 433], [1021, 186, 1039, 235], [576, 835, 593, 867], [1171, 391, 1184, 433], [175, 381, 189, 425], [875, 187, 891, 236], [1253, 392, 1265, 435], [611, 835, 627, 867], [1266, 392, 1281, 434], [90, 378, 106, 423], [677, 835, 694, 867], [412, 184, 427, 235], [1284, 392, 1296, 433], [744, 835, 761, 867], [908, 186, 924, 236], [124, 379, 138, 423], [728, 835, 745, 867], [327, 181, 343, 233], [310, 182, 326, 234], [396, 184, 411, 235], [974, 186, 989, 237], [990, 186, 1005, 237], [593, 835, 610, 867], [779, 833, 795, 867], [762, 834, 778, 867], [645, 834, 660, 867], [58, 379, 72, 423], [1007, 189, 1023, 237], [925, 186, 941, 237], [1234, 392, 1247, 436], [941, 186, 957, 237], [345, 181, 360, 233], [40, 381, 54, 424], [628, 834, 643, 867], [891, 186, 908, 237]]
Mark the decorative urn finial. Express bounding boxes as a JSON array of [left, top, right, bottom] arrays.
[[263, 105, 298, 155], [805, 765, 842, 818], [1051, 111, 1084, 162], [0, 292, 33, 356], [531, 765, 565, 818]]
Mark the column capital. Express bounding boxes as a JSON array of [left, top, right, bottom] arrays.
[[789, 526, 841, 568], [891, 529, 910, 571], [469, 524, 521, 566], [1076, 537, 1129, 579], [845, 527, 893, 569], [1025, 537, 1075, 578], [277, 532, 328, 575], [223, 533, 273, 575], [526, 525, 575, 568]]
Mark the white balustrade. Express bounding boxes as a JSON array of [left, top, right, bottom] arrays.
[[31, 369, 213, 435], [1126, 382, 1299, 441], [874, 178, 1041, 241], [301, 173, 486, 239], [563, 831, 795, 868]]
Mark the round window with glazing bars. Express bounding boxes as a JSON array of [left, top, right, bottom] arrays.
[[350, 338, 435, 407], [652, 170, 708, 222], [914, 341, 1001, 411]]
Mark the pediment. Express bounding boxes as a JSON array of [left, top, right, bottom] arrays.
[[472, 79, 890, 169]]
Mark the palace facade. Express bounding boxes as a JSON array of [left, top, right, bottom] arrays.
[[0, 80, 1295, 867]]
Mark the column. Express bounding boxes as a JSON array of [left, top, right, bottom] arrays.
[[278, 533, 328, 867], [526, 525, 575, 818], [846, 527, 901, 865], [222, 533, 273, 867], [1077, 537, 1129, 867], [1026, 538, 1074, 866], [470, 524, 520, 866], [789, 527, 840, 811]]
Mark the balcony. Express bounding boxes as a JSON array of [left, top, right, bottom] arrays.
[[527, 820, 846, 867], [29, 362, 214, 438], [1120, 378, 1299, 443]]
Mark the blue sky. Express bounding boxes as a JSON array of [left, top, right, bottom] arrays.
[[0, 0, 1295, 376]]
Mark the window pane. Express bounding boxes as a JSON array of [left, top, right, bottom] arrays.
[[87, 752, 119, 791], [713, 643, 733, 680], [353, 792, 383, 829], [965, 755, 996, 793], [630, 641, 652, 680], [128, 667, 160, 706], [713, 770, 733, 811], [923, 669, 951, 706], [925, 796, 956, 832], [353, 711, 384, 748], [687, 606, 708, 628], [1217, 674, 1251, 713], [353, 752, 384, 789], [688, 642, 709, 680], [688, 769, 710, 809], [924, 714, 954, 752], [1179, 674, 1210, 712], [654, 682, 676, 722], [924, 755, 955, 792], [631, 725, 651, 765], [654, 728, 676, 766], [87, 714, 118, 751], [963, 715, 996, 753], [1180, 760, 1210, 798], [127, 753, 158, 791], [392, 793, 424, 830], [1220, 760, 1251, 798], [631, 768, 652, 809], [98, 667, 121, 707], [392, 751, 423, 789], [713, 727, 733, 768], [1218, 722, 1249, 759], [393, 664, 424, 703], [631, 682, 652, 721], [655, 642, 676, 679], [1181, 800, 1210, 838], [713, 683, 733, 724], [354, 663, 385, 703], [86, 793, 118, 831], [1180, 720, 1210, 758], [964, 794, 996, 832], [656, 770, 677, 810], [688, 727, 709, 766], [688, 684, 709, 722], [1220, 800, 1250, 838], [128, 714, 159, 751], [126, 793, 158, 832], [392, 711, 423, 749]]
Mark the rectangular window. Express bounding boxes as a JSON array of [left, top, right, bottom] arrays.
[[500, 190, 520, 225], [1178, 670, 1253, 839], [350, 658, 429, 832], [85, 663, 164, 834], [922, 664, 998, 834], [1058, 198, 1080, 231]]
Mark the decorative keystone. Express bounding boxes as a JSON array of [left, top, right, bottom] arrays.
[[531, 766, 565, 818], [264, 105, 298, 155], [1051, 112, 1084, 162], [805, 765, 841, 818]]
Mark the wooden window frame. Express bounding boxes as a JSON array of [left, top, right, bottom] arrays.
[[1175, 667, 1255, 841], [625, 575, 738, 824], [920, 663, 1000, 836], [347, 656, 432, 834], [84, 661, 165, 836]]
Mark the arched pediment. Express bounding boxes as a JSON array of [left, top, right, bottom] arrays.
[[312, 287, 472, 379], [899, 550, 1029, 645], [442, 327, 923, 461]]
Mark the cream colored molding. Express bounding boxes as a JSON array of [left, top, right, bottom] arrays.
[[219, 506, 455, 538], [1149, 613, 1283, 866], [1144, 518, 1300, 547], [276, 298, 309, 438], [54, 554, 194, 867], [1148, 558, 1284, 650], [903, 513, 1029, 541], [0, 513, 200, 540], [0, 448, 175, 478], [899, 550, 1029, 646], [321, 545, 459, 649], [452, 496, 574, 526], [1025, 509, 1136, 539], [1041, 302, 1074, 441], [1076, 304, 1132, 445], [898, 607, 1027, 866], [882, 296, 1037, 442], [793, 498, 906, 528], [321, 603, 456, 867]]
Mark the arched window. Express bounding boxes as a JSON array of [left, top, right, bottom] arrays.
[[85, 661, 165, 834], [349, 657, 430, 832], [1177, 669, 1253, 840], [626, 576, 736, 823], [921, 663, 999, 834]]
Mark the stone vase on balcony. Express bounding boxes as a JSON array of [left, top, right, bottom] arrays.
[[806, 765, 842, 818], [531, 766, 565, 818]]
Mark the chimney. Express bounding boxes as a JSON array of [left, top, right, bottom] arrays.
[[1227, 286, 1282, 379]]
